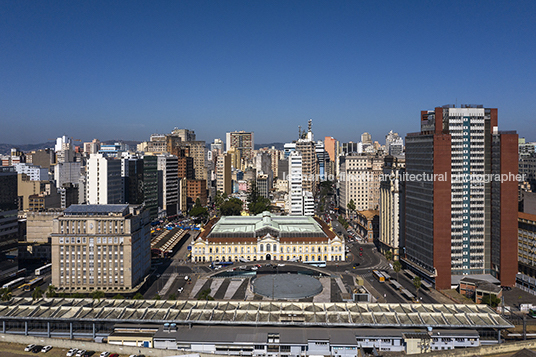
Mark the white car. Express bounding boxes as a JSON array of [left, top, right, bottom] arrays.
[[277, 264, 285, 267], [66, 349, 78, 357], [177, 287, 184, 294], [75, 350, 87, 357], [184, 275, 189, 281], [25, 344, 36, 352], [41, 345, 53, 353], [100, 352, 110, 357]]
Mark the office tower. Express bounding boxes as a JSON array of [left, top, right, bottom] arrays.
[[283, 143, 296, 159], [146, 134, 168, 153], [211, 138, 224, 154], [379, 155, 405, 259], [55, 136, 75, 163], [86, 154, 123, 205], [0, 167, 19, 280], [83, 139, 101, 156], [255, 151, 273, 191], [13, 163, 49, 181], [288, 151, 303, 215], [405, 105, 518, 289], [143, 155, 159, 219], [51, 204, 151, 292], [316, 141, 331, 178], [216, 153, 232, 195], [342, 142, 361, 155], [171, 128, 196, 142], [187, 179, 207, 207], [157, 154, 179, 217], [520, 153, 536, 192], [324, 136, 339, 176], [295, 139, 317, 195], [18, 174, 61, 210], [361, 132, 372, 145], [54, 162, 82, 188], [98, 142, 128, 157], [385, 130, 404, 156], [339, 153, 384, 213], [26, 148, 54, 169], [519, 138, 536, 159], [226, 131, 254, 160]]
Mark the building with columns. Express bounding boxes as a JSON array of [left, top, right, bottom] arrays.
[[191, 212, 344, 263]]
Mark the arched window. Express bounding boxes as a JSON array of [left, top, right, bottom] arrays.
[[273, 244, 277, 252], [260, 244, 264, 252], [266, 244, 270, 252]]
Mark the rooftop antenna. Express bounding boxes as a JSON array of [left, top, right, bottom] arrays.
[[298, 125, 302, 139]]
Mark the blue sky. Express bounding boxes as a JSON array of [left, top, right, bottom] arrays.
[[1, 0, 535, 145]]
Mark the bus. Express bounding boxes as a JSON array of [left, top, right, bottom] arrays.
[[381, 271, 391, 281], [2, 277, 25, 290], [21, 277, 43, 291], [35, 263, 52, 276], [303, 261, 327, 268], [372, 270, 385, 282], [390, 280, 403, 291]]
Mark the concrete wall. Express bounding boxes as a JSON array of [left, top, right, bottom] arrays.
[[0, 333, 222, 357]]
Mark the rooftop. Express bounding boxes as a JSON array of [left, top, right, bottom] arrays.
[[63, 204, 129, 216], [0, 298, 513, 330]]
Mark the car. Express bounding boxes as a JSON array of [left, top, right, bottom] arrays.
[[32, 346, 43, 353], [359, 252, 363, 256], [177, 287, 184, 293], [25, 344, 36, 352], [251, 266, 258, 270], [109, 354, 119, 357], [277, 264, 285, 267], [184, 275, 189, 281], [66, 348, 78, 357], [359, 247, 363, 251], [100, 352, 110, 357], [75, 350, 87, 357], [41, 345, 53, 353], [256, 264, 261, 268]]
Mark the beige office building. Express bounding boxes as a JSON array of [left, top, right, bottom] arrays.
[[51, 204, 151, 292], [191, 212, 344, 263]]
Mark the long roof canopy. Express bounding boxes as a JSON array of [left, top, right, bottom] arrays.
[[0, 298, 513, 329]]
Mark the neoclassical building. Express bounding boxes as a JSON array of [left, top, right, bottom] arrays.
[[192, 212, 344, 263]]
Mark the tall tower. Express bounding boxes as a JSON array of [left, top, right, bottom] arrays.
[[405, 105, 518, 289]]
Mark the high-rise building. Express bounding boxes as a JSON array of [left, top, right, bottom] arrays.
[[288, 151, 303, 215], [171, 128, 196, 142], [86, 154, 123, 205], [157, 154, 179, 217], [55, 136, 75, 163], [226, 131, 254, 160], [83, 139, 101, 156], [379, 155, 405, 260], [405, 105, 518, 289], [143, 155, 159, 219], [0, 167, 18, 280], [51, 204, 151, 292], [385, 131, 404, 156], [54, 162, 82, 188], [216, 153, 232, 195], [13, 163, 49, 181], [361, 132, 372, 145]]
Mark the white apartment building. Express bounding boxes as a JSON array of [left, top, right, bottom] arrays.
[[157, 154, 179, 216], [86, 154, 123, 204]]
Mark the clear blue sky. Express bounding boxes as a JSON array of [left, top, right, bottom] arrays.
[[1, 0, 535, 145]]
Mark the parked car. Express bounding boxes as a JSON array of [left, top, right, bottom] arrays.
[[184, 275, 189, 281], [66, 348, 78, 356], [109, 354, 119, 357], [177, 287, 184, 293], [41, 345, 53, 353], [32, 345, 43, 353], [25, 344, 36, 352], [75, 350, 86, 357], [100, 352, 110, 357]]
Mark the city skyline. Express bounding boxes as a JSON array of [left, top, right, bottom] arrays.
[[2, 1, 536, 144]]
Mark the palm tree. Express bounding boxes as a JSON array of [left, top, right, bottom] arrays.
[[32, 286, 44, 301], [46, 284, 57, 298], [393, 261, 402, 282], [413, 276, 422, 297], [385, 251, 393, 262], [0, 288, 12, 302]]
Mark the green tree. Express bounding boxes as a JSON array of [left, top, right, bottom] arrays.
[[393, 261, 402, 282], [481, 294, 501, 308], [112, 294, 125, 299], [32, 286, 44, 301], [91, 290, 105, 301], [385, 251, 393, 262], [197, 288, 214, 300], [247, 181, 271, 215], [168, 293, 177, 300], [337, 215, 349, 230], [46, 284, 57, 298], [347, 199, 356, 219], [153, 294, 161, 300], [189, 198, 208, 222], [133, 292, 144, 300], [220, 197, 243, 216], [0, 288, 12, 302], [413, 276, 422, 296]]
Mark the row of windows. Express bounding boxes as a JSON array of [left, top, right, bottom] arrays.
[[59, 237, 124, 244], [195, 245, 342, 254]]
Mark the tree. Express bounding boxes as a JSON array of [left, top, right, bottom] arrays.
[[347, 199, 356, 219], [91, 290, 105, 301], [413, 276, 422, 296], [247, 181, 271, 215], [337, 215, 349, 230], [168, 293, 177, 300], [393, 261, 402, 282], [220, 197, 243, 216], [112, 294, 125, 299], [197, 288, 214, 300], [153, 294, 161, 300], [46, 284, 57, 298], [481, 294, 501, 308], [385, 251, 393, 262], [133, 292, 144, 300], [214, 191, 228, 211], [32, 286, 44, 301], [189, 198, 208, 222], [0, 288, 12, 302]]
